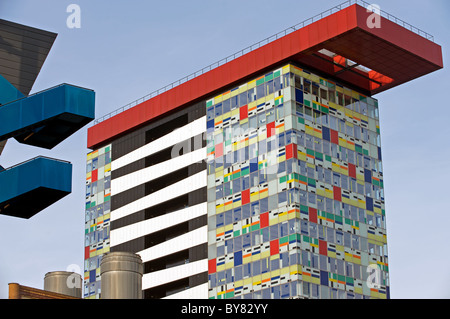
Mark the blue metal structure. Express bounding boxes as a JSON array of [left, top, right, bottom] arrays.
[[0, 157, 72, 219], [0, 84, 95, 149]]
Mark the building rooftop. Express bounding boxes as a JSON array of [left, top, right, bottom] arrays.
[[87, 0, 443, 149]]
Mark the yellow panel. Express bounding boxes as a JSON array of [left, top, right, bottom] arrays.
[[282, 65, 291, 75], [265, 93, 274, 102], [251, 254, 261, 262], [243, 278, 252, 286], [214, 95, 223, 104], [351, 90, 360, 99], [252, 275, 262, 285], [217, 264, 225, 272], [291, 65, 302, 76], [231, 88, 240, 97]]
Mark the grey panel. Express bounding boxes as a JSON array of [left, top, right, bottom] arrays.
[[0, 19, 57, 95], [189, 271, 208, 288]]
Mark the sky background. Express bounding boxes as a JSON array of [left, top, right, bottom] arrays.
[[0, 0, 449, 299]]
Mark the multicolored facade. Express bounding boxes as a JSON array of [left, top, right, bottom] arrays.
[[85, 3, 442, 299], [205, 64, 388, 299], [84, 145, 112, 299]]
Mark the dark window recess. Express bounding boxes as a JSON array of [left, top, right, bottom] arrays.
[[144, 162, 205, 196], [144, 133, 206, 168], [145, 114, 188, 144], [144, 249, 189, 274], [144, 194, 189, 220], [143, 277, 189, 299], [144, 221, 189, 249]]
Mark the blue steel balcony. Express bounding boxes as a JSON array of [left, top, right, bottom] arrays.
[[0, 156, 72, 219], [0, 83, 95, 149]]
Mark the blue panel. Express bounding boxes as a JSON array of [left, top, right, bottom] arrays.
[[234, 251, 242, 266], [322, 126, 330, 142], [89, 270, 96, 283], [207, 119, 214, 130], [320, 271, 328, 286], [295, 88, 303, 104], [366, 197, 374, 211], [364, 169, 372, 183]]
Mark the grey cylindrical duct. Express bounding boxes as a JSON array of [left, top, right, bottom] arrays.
[[100, 252, 143, 299], [44, 271, 82, 298]]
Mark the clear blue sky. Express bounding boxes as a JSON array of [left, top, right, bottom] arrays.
[[0, 0, 449, 299]]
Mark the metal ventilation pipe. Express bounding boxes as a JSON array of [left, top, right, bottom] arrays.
[[100, 252, 143, 299], [44, 271, 82, 298]]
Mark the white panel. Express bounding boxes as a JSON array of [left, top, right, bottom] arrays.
[[112, 116, 206, 170], [110, 202, 207, 247], [111, 170, 207, 221], [163, 282, 208, 299], [142, 259, 208, 290], [111, 147, 206, 196], [138, 226, 207, 263]]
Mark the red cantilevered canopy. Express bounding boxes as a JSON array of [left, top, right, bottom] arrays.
[[88, 3, 442, 149]]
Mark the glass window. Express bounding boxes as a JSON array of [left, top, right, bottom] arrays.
[[304, 107, 313, 122], [239, 92, 247, 107], [270, 224, 279, 241], [92, 158, 98, 170], [329, 116, 338, 131], [274, 76, 282, 91], [303, 80, 311, 93], [256, 84, 265, 99], [215, 103, 222, 117]]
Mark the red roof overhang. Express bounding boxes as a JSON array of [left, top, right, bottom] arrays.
[[88, 4, 443, 149]]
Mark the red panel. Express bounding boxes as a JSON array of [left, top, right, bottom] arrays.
[[208, 259, 216, 274], [260, 212, 269, 228], [266, 122, 275, 138], [286, 144, 293, 160], [319, 240, 328, 256], [333, 186, 342, 202], [309, 207, 317, 224], [215, 143, 223, 158], [270, 239, 279, 256], [84, 246, 90, 260], [348, 163, 356, 179], [91, 169, 98, 183], [330, 129, 339, 145], [240, 104, 248, 121], [241, 189, 250, 205]]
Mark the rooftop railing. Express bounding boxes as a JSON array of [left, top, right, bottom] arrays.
[[93, 0, 434, 125]]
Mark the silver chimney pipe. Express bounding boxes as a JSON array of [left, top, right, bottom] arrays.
[[100, 252, 143, 299], [44, 271, 82, 298]]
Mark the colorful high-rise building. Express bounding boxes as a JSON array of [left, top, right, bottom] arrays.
[[84, 2, 443, 299]]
